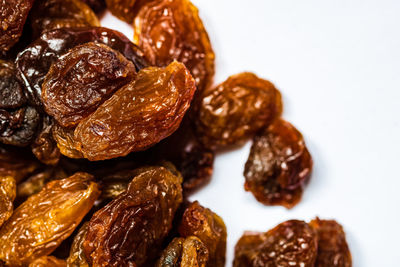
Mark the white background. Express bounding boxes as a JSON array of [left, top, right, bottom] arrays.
[[102, 1, 400, 266]]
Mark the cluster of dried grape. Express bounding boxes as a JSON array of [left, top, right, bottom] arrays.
[[0, 0, 352, 266]]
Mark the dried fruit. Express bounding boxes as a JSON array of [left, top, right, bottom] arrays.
[[74, 61, 196, 160], [244, 119, 313, 208], [83, 166, 183, 266], [67, 222, 90, 267], [30, 0, 100, 38], [16, 27, 148, 109], [309, 218, 352, 267], [52, 124, 84, 159], [0, 176, 16, 228], [134, 0, 215, 95], [0, 0, 34, 52], [0, 172, 100, 266], [234, 220, 318, 267], [106, 0, 137, 23], [28, 256, 67, 267], [82, 0, 106, 14], [42, 42, 136, 127], [179, 201, 227, 267], [196, 72, 282, 149], [156, 236, 209, 267]]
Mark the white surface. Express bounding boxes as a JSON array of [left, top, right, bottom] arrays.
[[102, 1, 400, 266]]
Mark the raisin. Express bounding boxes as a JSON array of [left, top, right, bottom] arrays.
[[0, 0, 34, 52], [74, 61, 196, 161], [134, 0, 215, 95], [179, 201, 227, 267], [234, 220, 318, 267], [0, 60, 26, 109], [83, 166, 183, 266], [106, 0, 138, 23], [82, 0, 106, 14], [0, 176, 16, 228], [156, 236, 209, 267], [52, 123, 84, 159], [28, 256, 67, 267], [0, 172, 100, 266], [42, 42, 136, 127], [16, 27, 148, 109], [244, 119, 313, 208], [67, 222, 90, 267], [30, 0, 100, 38], [196, 72, 282, 149], [309, 218, 352, 267]]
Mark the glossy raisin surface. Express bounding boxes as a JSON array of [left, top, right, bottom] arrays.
[[0, 172, 100, 266], [83, 166, 183, 266], [309, 218, 352, 267], [74, 61, 196, 160], [134, 0, 215, 95], [234, 220, 318, 267], [16, 27, 148, 109], [67, 222, 90, 267], [179, 201, 227, 267], [0, 176, 16, 228], [196, 72, 282, 149], [28, 256, 67, 267], [0, 0, 34, 52], [42, 42, 136, 127], [244, 119, 312, 208], [106, 0, 137, 23], [82, 0, 106, 14]]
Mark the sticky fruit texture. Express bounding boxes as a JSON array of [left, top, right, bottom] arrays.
[[74, 61, 196, 161], [0, 0, 34, 52], [196, 72, 282, 149], [134, 0, 215, 95], [82, 0, 106, 14], [16, 27, 148, 110], [0, 176, 16, 228], [234, 220, 318, 267], [83, 166, 183, 266], [244, 118, 313, 208], [67, 222, 90, 267], [156, 236, 209, 267], [0, 172, 100, 266], [30, 0, 100, 38], [0, 60, 40, 147], [106, 0, 137, 23], [309, 218, 352, 267], [28, 256, 67, 267], [42, 42, 136, 128], [52, 123, 84, 159], [179, 201, 227, 267]]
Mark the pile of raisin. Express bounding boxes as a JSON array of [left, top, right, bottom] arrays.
[[0, 0, 352, 265]]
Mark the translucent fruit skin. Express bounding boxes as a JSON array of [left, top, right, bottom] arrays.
[[106, 0, 137, 23], [309, 218, 352, 267], [179, 201, 227, 267], [28, 256, 67, 267], [134, 0, 215, 95], [67, 222, 90, 267], [234, 220, 318, 267], [74, 61, 196, 161], [196, 72, 282, 149], [0, 176, 16, 228], [83, 166, 183, 266], [0, 172, 100, 266], [244, 119, 313, 209], [42, 42, 136, 128]]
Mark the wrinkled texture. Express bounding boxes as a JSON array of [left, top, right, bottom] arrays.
[[309, 218, 352, 267], [52, 124, 84, 158], [82, 0, 106, 14], [42, 42, 136, 127], [67, 222, 89, 267], [196, 72, 282, 149], [16, 27, 148, 109], [28, 256, 67, 267], [179, 201, 227, 267], [156, 236, 209, 267], [244, 119, 313, 208], [106, 0, 137, 23], [30, 0, 100, 38], [74, 61, 196, 160], [234, 220, 318, 267], [83, 166, 183, 266], [0, 172, 100, 266], [0, 176, 16, 228], [0, 60, 26, 109], [0, 0, 34, 52], [31, 115, 60, 165], [134, 0, 215, 95]]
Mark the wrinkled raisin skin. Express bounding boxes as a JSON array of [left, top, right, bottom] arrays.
[[244, 119, 312, 209], [67, 222, 90, 267], [234, 220, 318, 267], [196, 72, 282, 149], [28, 256, 67, 267], [42, 42, 136, 128], [0, 176, 16, 228], [106, 0, 137, 23], [134, 0, 215, 95], [83, 166, 183, 266]]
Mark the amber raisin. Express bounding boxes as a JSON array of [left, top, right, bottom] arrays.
[[28, 256, 67, 267], [82, 0, 106, 14], [0, 176, 16, 228], [106, 0, 137, 23], [67, 222, 90, 267]]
